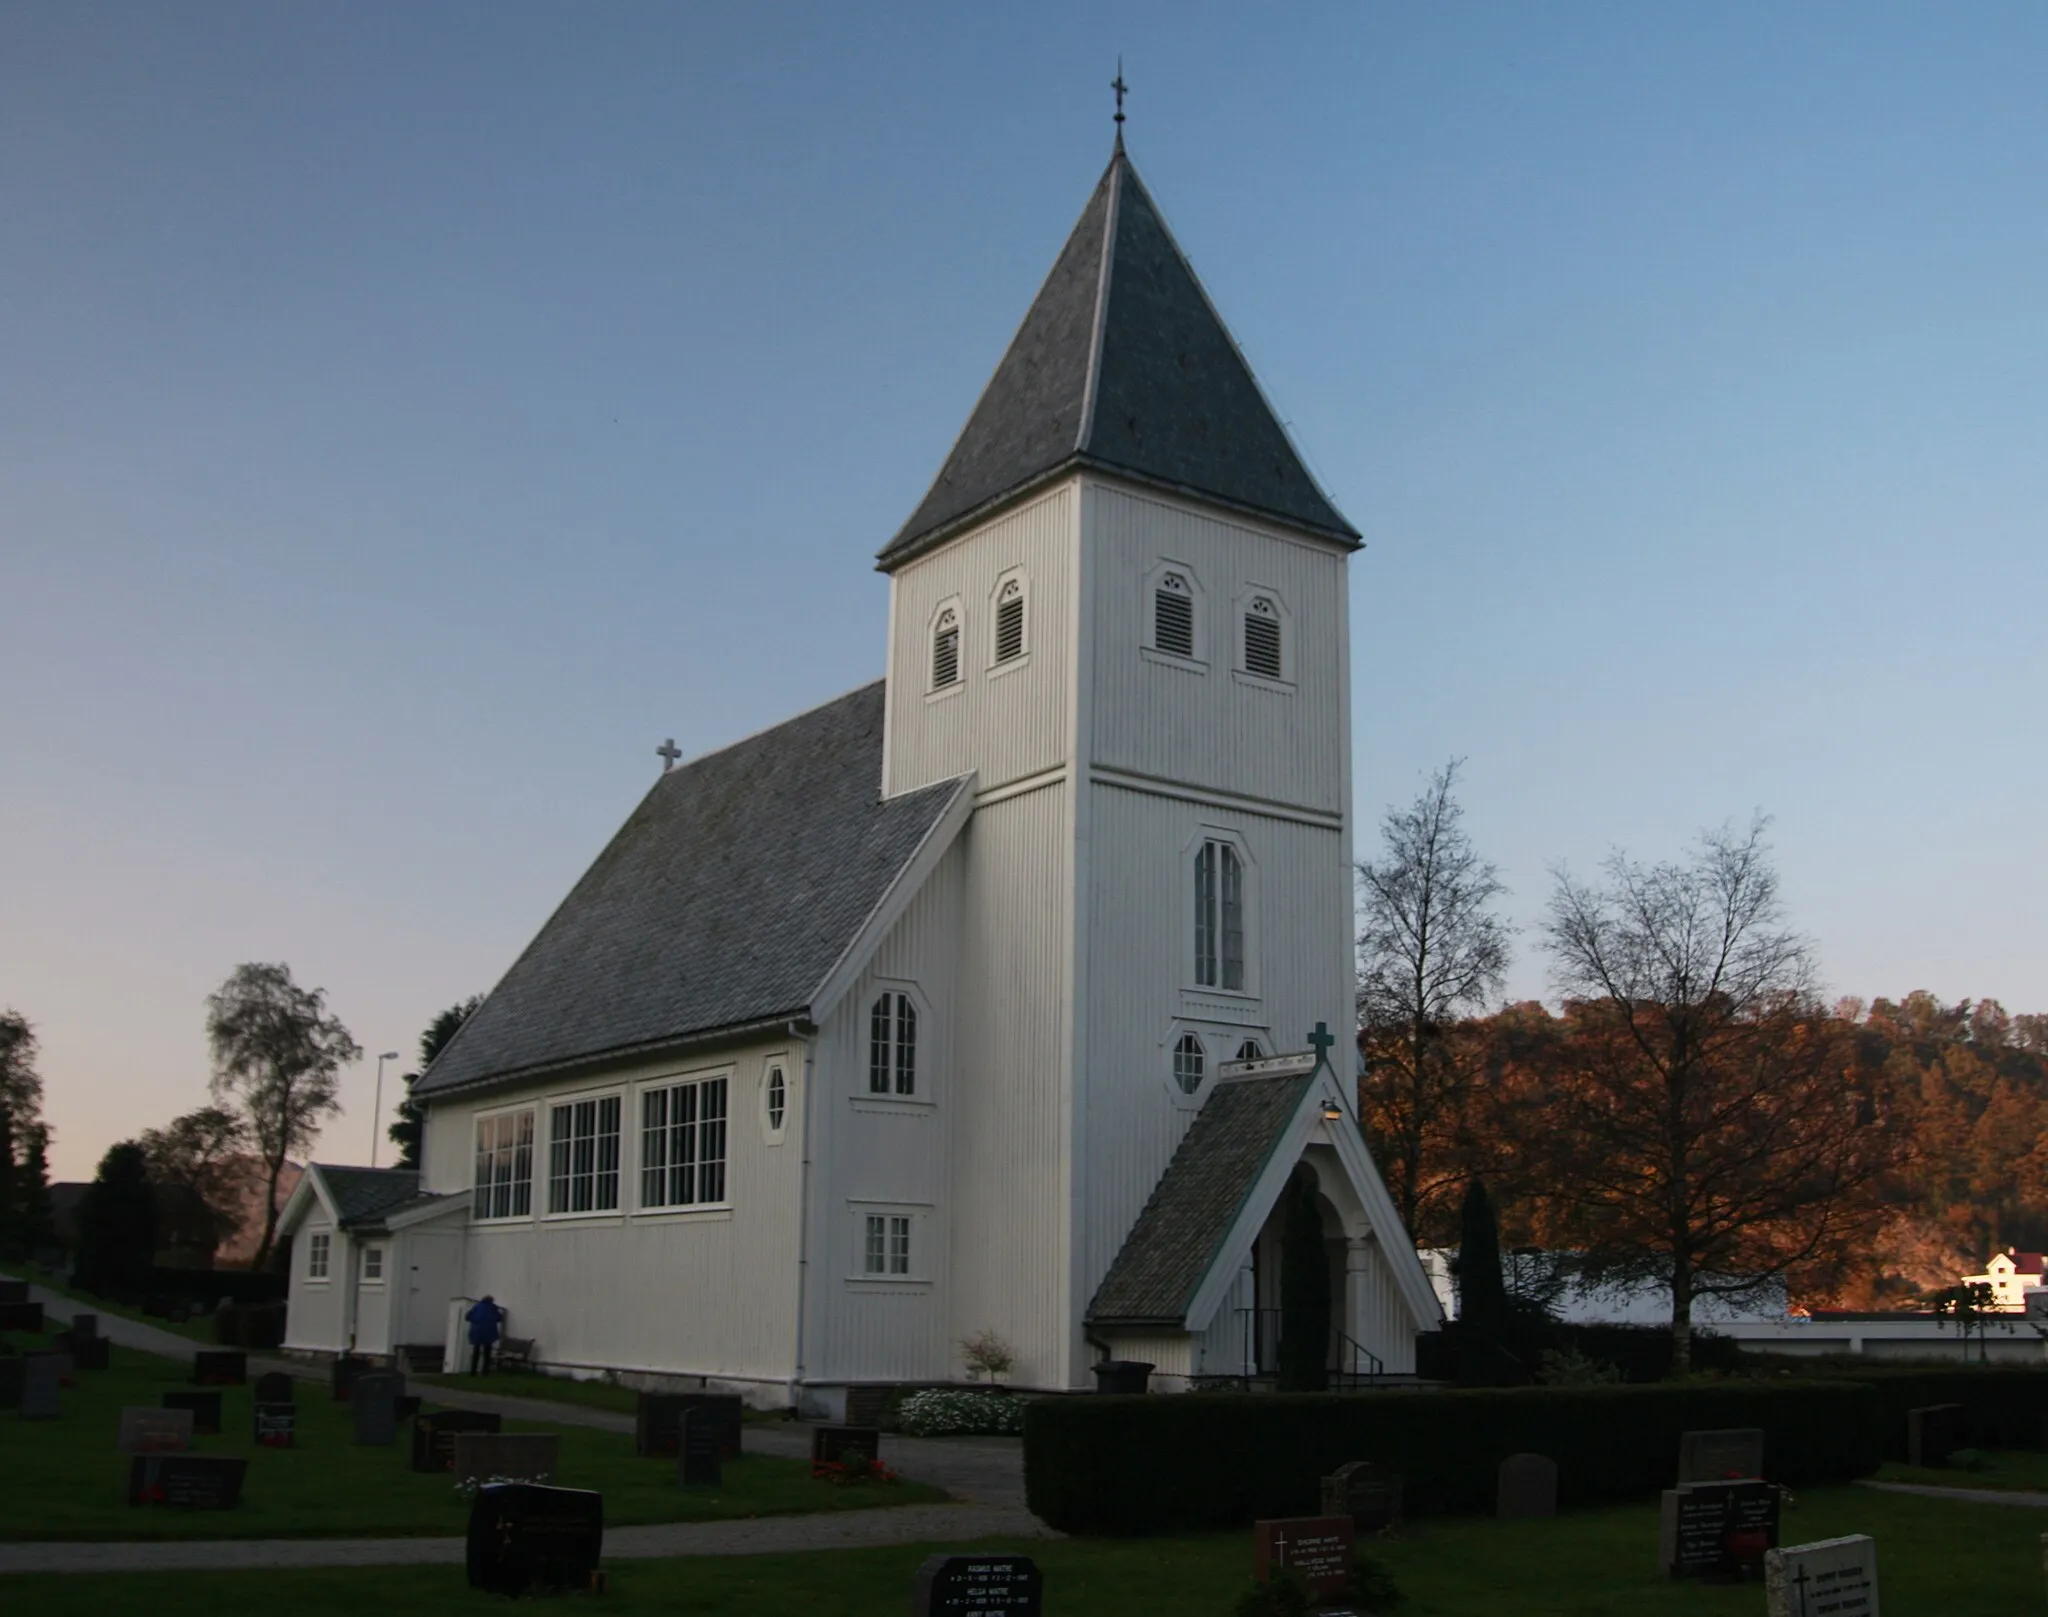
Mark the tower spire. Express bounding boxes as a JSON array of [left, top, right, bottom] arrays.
[[1111, 58, 1127, 151]]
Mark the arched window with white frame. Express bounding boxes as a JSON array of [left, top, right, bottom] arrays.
[[868, 991, 917, 1096], [1194, 837, 1246, 991], [991, 573, 1027, 667], [929, 606, 962, 692], [1242, 594, 1284, 680], [1152, 569, 1197, 660]]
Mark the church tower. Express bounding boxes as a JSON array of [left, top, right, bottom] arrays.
[[876, 145, 1434, 1389]]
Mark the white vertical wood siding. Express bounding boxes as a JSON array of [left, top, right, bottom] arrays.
[[1085, 480, 1350, 814], [885, 484, 1077, 797], [283, 1215, 346, 1352], [417, 1035, 804, 1392]]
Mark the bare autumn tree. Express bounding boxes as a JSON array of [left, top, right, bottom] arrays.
[[1539, 817, 1891, 1373], [1355, 760, 1511, 1238], [206, 963, 360, 1268]]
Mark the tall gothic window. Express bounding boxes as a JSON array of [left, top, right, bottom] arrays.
[[868, 992, 917, 1096], [1194, 839, 1246, 991]]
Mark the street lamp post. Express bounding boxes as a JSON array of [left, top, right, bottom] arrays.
[[371, 1051, 401, 1168]]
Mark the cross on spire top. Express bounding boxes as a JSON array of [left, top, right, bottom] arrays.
[[656, 738, 681, 774], [1111, 58, 1127, 149]]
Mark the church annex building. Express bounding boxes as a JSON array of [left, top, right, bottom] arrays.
[[279, 142, 1442, 1410]]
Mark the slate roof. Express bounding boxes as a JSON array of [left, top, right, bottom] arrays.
[[1086, 1070, 1317, 1326], [315, 1166, 426, 1229], [880, 146, 1359, 569], [414, 682, 966, 1099]]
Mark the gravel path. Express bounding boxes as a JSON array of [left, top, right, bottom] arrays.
[[1856, 1478, 2048, 1508], [1, 1272, 1045, 1573]]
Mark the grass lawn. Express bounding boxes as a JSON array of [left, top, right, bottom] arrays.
[[0, 1330, 941, 1540], [1, 1484, 2042, 1616], [3, 1266, 218, 1344]]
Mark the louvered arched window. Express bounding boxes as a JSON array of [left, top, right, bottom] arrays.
[[868, 992, 917, 1096], [1243, 595, 1283, 680], [1173, 1033, 1206, 1095], [1153, 571, 1196, 659], [993, 576, 1026, 665], [930, 608, 961, 691]]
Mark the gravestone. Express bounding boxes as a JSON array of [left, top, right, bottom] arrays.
[[127, 1453, 248, 1509], [680, 1392, 744, 1456], [118, 1405, 195, 1454], [1677, 1427, 1764, 1484], [1659, 1479, 1781, 1580], [0, 1301, 45, 1333], [72, 1313, 97, 1339], [1765, 1534, 1879, 1617], [396, 1393, 422, 1422], [1907, 1403, 1967, 1469], [1253, 1516, 1355, 1606], [0, 1279, 27, 1305], [66, 1334, 110, 1371], [465, 1482, 605, 1597], [635, 1392, 688, 1457], [677, 1408, 722, 1488], [0, 1356, 23, 1409], [20, 1353, 61, 1418], [1497, 1452, 1559, 1520], [914, 1554, 1044, 1617], [1319, 1460, 1403, 1533], [253, 1370, 295, 1404], [191, 1350, 247, 1386], [414, 1409, 503, 1472], [453, 1431, 561, 1487], [810, 1424, 881, 1467], [46, 1348, 74, 1385], [331, 1353, 367, 1400], [162, 1390, 223, 1435], [253, 1402, 297, 1448], [353, 1372, 403, 1446]]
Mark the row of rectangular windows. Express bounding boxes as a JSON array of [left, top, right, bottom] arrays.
[[473, 1074, 733, 1221]]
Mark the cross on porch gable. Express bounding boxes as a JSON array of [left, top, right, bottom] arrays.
[[1306, 1021, 1336, 1068]]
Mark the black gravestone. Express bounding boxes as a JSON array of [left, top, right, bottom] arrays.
[[353, 1372, 403, 1446], [253, 1402, 297, 1448], [162, 1390, 223, 1436], [72, 1313, 97, 1339], [253, 1370, 295, 1404], [414, 1409, 503, 1472], [396, 1394, 422, 1422], [1319, 1460, 1404, 1533], [0, 1356, 23, 1409], [1677, 1427, 1764, 1484], [914, 1555, 1044, 1617], [331, 1353, 368, 1401], [810, 1424, 881, 1466], [465, 1483, 605, 1597], [0, 1302, 44, 1333], [128, 1454, 248, 1509], [0, 1279, 28, 1305], [191, 1350, 247, 1386], [1908, 1403, 1968, 1469], [20, 1352, 61, 1419], [59, 1333, 109, 1372], [1497, 1452, 1559, 1519], [1659, 1479, 1780, 1580], [681, 1393, 744, 1456], [635, 1393, 687, 1457], [677, 1408, 722, 1488]]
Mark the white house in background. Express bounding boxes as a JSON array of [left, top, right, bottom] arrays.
[[278, 1164, 466, 1359], [280, 136, 1442, 1409], [1963, 1248, 2047, 1311]]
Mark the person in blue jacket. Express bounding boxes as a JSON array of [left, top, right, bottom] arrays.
[[466, 1294, 506, 1375]]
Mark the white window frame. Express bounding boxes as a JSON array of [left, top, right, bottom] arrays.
[[473, 1106, 537, 1222], [545, 1089, 624, 1218], [638, 1068, 732, 1212], [1234, 584, 1294, 689], [306, 1229, 331, 1283], [926, 597, 965, 698], [1188, 827, 1257, 996], [988, 569, 1029, 675], [861, 983, 929, 1105], [1143, 558, 1207, 670], [760, 1052, 792, 1144], [360, 1243, 385, 1285], [847, 1202, 931, 1284], [1172, 1030, 1207, 1096]]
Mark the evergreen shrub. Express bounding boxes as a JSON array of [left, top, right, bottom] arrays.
[[1023, 1381, 1881, 1535]]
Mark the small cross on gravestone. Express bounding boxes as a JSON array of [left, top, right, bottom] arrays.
[[913, 1554, 1044, 1617], [1254, 1516, 1355, 1607], [1765, 1534, 1879, 1617]]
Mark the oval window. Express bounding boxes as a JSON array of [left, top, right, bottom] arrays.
[[766, 1065, 787, 1131]]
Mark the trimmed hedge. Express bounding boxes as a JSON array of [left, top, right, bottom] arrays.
[[1798, 1367, 2048, 1461], [1023, 1382, 1881, 1535]]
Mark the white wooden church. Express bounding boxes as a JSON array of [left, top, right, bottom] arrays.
[[280, 138, 1442, 1408]]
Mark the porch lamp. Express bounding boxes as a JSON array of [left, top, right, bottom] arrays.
[[1321, 1098, 1344, 1121], [370, 1051, 401, 1168]]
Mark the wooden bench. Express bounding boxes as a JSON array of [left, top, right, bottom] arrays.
[[496, 1336, 536, 1373]]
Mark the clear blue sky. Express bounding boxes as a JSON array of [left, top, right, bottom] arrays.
[[6, 3, 2044, 1180]]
